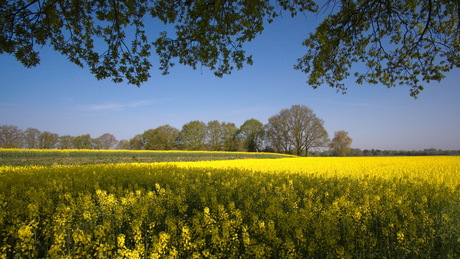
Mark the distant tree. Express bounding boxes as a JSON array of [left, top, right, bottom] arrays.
[[129, 134, 144, 150], [0, 125, 23, 148], [95, 133, 118, 149], [141, 129, 156, 149], [206, 120, 224, 151], [266, 105, 329, 156], [329, 130, 353, 156], [361, 149, 371, 156], [23, 128, 41, 149], [237, 119, 265, 152], [318, 150, 333, 157], [371, 149, 383, 156], [348, 148, 364, 157], [73, 134, 93, 149], [178, 121, 207, 151], [265, 114, 292, 154], [58, 135, 75, 149], [221, 122, 239, 151], [142, 125, 179, 150], [38, 131, 59, 149], [205, 121, 240, 151], [116, 140, 130, 150]]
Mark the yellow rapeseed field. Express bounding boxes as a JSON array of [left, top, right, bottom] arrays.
[[169, 156, 460, 188], [0, 155, 459, 258]]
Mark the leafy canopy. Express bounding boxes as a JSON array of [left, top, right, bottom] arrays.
[[295, 0, 460, 97], [1, 0, 458, 97], [266, 105, 329, 156], [329, 130, 353, 157]]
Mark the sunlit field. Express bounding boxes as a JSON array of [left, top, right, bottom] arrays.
[[0, 154, 459, 258], [170, 156, 460, 188]]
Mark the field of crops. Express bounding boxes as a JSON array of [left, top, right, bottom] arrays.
[[0, 154, 459, 258], [0, 149, 294, 166]]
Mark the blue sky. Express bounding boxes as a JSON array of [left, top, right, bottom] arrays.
[[1, 15, 459, 150]]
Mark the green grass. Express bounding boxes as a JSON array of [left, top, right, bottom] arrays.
[[0, 149, 294, 166]]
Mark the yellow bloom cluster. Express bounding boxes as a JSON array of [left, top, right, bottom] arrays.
[[0, 156, 458, 257], [170, 156, 460, 188]]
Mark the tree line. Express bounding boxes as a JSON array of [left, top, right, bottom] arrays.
[[0, 127, 119, 150], [329, 148, 460, 157], [1, 105, 356, 156], [3, 104, 457, 156]]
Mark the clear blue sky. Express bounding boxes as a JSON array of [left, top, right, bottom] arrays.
[[1, 15, 459, 150]]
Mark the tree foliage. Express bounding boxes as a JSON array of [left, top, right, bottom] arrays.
[[266, 105, 329, 156], [38, 131, 59, 149], [265, 114, 291, 154], [23, 128, 41, 149], [295, 0, 460, 97], [206, 120, 230, 151], [58, 135, 75, 149], [129, 134, 144, 150], [95, 133, 119, 149], [237, 119, 265, 152], [221, 122, 239, 151], [206, 120, 239, 151], [0, 125, 23, 148], [142, 125, 179, 150], [2, 0, 455, 96], [206, 120, 223, 151], [116, 139, 130, 150], [0, 0, 315, 85], [178, 120, 207, 150], [73, 134, 93, 149], [329, 130, 353, 156]]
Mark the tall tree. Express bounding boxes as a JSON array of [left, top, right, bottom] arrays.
[[221, 122, 239, 151], [38, 131, 59, 149], [73, 134, 93, 149], [237, 119, 265, 152], [266, 114, 292, 154], [266, 105, 329, 156], [205, 121, 239, 151], [0, 125, 23, 148], [141, 129, 157, 150], [178, 121, 207, 151], [142, 125, 179, 150], [329, 130, 353, 157], [95, 133, 118, 149], [206, 120, 224, 151], [23, 128, 41, 149], [57, 135, 75, 149], [2, 0, 456, 96], [129, 134, 144, 150], [116, 140, 130, 150]]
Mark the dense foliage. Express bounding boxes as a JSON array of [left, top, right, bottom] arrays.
[[295, 0, 460, 97], [1, 156, 459, 257], [329, 130, 353, 157], [0, 0, 314, 86], [1, 0, 457, 96], [266, 105, 329, 155]]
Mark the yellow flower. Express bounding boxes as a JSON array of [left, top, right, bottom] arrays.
[[397, 232, 405, 242]]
